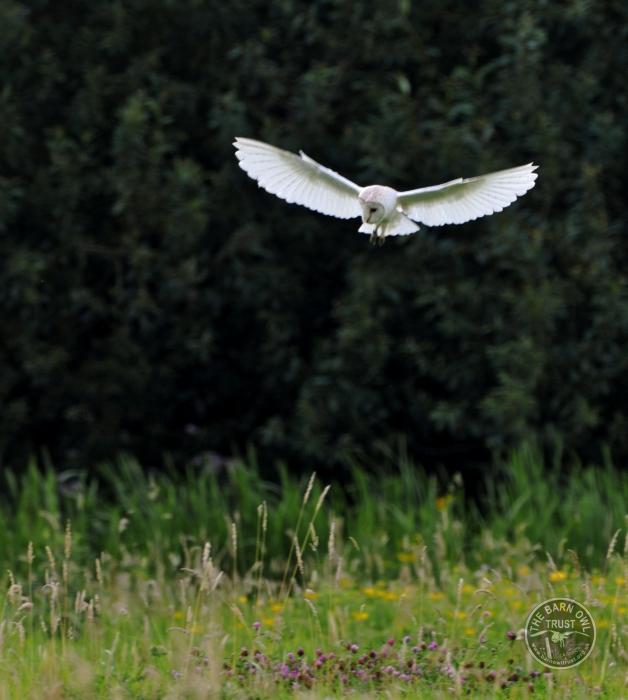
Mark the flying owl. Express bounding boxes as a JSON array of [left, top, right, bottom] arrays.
[[234, 137, 538, 244]]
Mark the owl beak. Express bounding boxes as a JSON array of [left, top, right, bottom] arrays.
[[363, 205, 377, 224]]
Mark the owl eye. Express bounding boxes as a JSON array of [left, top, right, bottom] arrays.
[[370, 207, 378, 213]]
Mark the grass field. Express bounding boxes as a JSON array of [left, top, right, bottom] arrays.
[[0, 446, 626, 698]]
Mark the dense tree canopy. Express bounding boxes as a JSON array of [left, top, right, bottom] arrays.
[[1, 0, 627, 473]]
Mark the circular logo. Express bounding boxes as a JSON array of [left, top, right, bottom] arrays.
[[525, 597, 596, 669]]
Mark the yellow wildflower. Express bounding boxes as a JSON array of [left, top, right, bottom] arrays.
[[270, 602, 284, 614], [436, 495, 453, 511], [397, 552, 417, 563], [303, 590, 319, 601], [261, 616, 275, 626], [549, 571, 568, 583], [428, 591, 445, 601], [362, 586, 378, 598], [352, 611, 369, 622], [615, 577, 625, 586], [464, 627, 475, 636], [517, 565, 531, 577]]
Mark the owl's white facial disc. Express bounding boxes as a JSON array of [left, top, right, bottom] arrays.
[[358, 185, 398, 224], [360, 200, 385, 224]]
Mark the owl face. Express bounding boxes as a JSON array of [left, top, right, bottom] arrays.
[[359, 199, 385, 224], [358, 185, 398, 224]]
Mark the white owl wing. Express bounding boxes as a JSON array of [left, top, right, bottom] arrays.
[[398, 163, 538, 226], [234, 137, 362, 219]]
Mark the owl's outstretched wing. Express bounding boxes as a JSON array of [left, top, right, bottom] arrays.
[[398, 163, 538, 226], [234, 137, 362, 219]]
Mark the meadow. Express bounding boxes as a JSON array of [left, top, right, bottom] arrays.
[[0, 446, 626, 698]]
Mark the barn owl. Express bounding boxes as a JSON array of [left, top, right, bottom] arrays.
[[234, 137, 538, 245]]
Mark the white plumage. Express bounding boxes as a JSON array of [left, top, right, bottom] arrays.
[[234, 137, 538, 244]]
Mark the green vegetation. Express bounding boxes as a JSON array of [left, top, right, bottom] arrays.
[[1, 446, 626, 573], [1, 449, 625, 698], [1, 5, 627, 696], [2, 2, 628, 471]]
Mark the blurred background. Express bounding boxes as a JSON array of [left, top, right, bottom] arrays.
[[1, 0, 627, 477]]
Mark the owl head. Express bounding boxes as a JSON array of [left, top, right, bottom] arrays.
[[358, 185, 397, 224]]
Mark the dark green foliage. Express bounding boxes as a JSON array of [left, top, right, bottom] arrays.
[[1, 1, 627, 470], [1, 447, 625, 574]]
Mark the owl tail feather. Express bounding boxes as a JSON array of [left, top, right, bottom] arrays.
[[358, 212, 420, 238]]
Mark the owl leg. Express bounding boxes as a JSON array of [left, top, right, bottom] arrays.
[[369, 226, 379, 245]]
